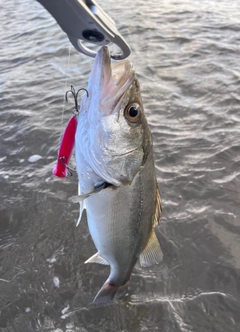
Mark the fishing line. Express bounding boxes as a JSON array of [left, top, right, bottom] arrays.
[[54, 48, 89, 179], [60, 46, 71, 142]]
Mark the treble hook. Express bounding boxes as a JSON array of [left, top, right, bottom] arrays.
[[65, 85, 89, 114], [59, 156, 76, 177]]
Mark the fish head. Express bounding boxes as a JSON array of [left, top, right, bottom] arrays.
[[77, 46, 152, 186]]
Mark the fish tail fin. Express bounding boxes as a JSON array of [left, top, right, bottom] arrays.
[[93, 280, 128, 306]]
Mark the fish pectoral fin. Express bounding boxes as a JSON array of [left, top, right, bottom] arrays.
[[139, 229, 163, 267], [69, 192, 92, 203], [85, 252, 109, 265], [72, 182, 111, 226], [70, 182, 109, 204]]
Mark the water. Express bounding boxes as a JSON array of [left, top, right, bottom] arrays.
[[1, 0, 240, 331]]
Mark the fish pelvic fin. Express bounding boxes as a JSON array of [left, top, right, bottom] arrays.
[[75, 182, 86, 227], [139, 186, 163, 267], [93, 280, 128, 306], [85, 252, 109, 265], [73, 182, 110, 227], [69, 193, 91, 203]]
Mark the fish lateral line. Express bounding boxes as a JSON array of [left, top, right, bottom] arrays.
[[69, 182, 112, 203]]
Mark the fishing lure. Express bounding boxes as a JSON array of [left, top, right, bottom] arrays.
[[52, 86, 88, 178], [52, 115, 77, 177]]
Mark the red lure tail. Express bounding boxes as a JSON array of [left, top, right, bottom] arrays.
[[52, 85, 88, 178], [52, 115, 77, 178]]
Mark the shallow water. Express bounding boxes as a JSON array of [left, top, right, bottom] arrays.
[[1, 0, 240, 331]]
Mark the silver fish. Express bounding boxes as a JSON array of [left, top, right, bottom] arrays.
[[74, 46, 163, 305]]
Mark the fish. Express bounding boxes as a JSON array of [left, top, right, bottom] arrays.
[[73, 46, 163, 305]]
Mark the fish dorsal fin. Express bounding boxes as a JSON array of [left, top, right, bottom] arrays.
[[85, 252, 109, 265], [139, 186, 163, 267], [139, 231, 163, 267], [153, 186, 162, 227]]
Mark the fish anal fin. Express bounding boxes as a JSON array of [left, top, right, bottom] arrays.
[[85, 252, 109, 265], [93, 280, 128, 306]]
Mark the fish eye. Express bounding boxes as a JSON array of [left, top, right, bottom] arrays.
[[124, 103, 141, 123]]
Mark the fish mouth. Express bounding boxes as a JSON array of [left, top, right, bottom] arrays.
[[87, 46, 135, 113]]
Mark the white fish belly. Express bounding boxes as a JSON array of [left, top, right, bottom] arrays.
[[85, 157, 157, 284]]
